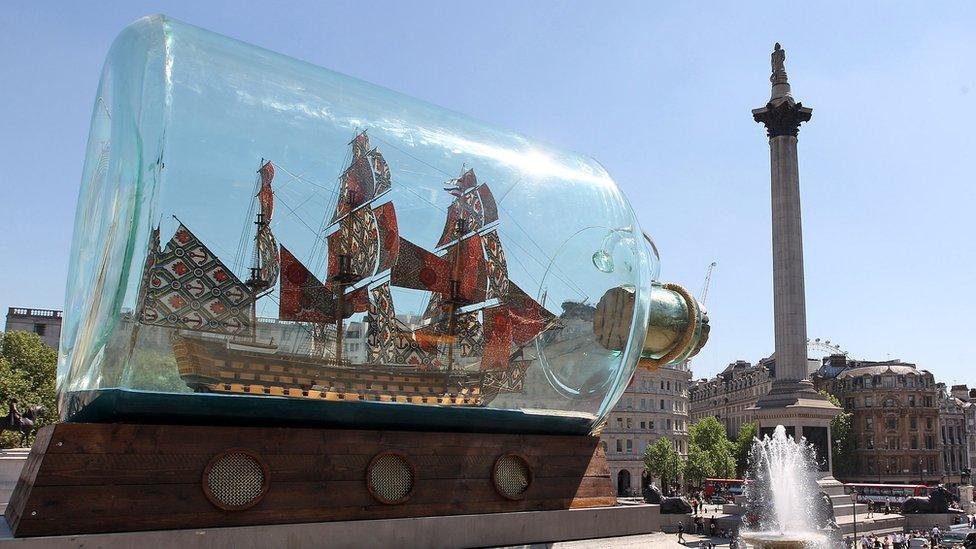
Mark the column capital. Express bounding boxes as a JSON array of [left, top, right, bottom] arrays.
[[752, 98, 813, 138]]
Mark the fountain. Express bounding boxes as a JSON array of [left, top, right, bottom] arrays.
[[740, 425, 836, 549]]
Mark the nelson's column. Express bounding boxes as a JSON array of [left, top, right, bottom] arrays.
[[750, 44, 840, 476]]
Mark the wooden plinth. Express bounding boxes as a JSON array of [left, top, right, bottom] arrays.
[[5, 423, 613, 537]]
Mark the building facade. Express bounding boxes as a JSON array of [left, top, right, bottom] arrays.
[[601, 361, 691, 496], [689, 359, 773, 437], [4, 307, 62, 349], [939, 384, 968, 485], [951, 385, 976, 475], [815, 359, 943, 484]]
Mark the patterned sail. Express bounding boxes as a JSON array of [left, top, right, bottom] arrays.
[[481, 229, 509, 300], [326, 205, 379, 283], [435, 169, 498, 248], [280, 246, 369, 323], [331, 132, 392, 222], [366, 282, 439, 367], [279, 245, 334, 323], [140, 224, 253, 336], [390, 238, 451, 295], [442, 233, 488, 304], [134, 226, 161, 317], [373, 202, 399, 272], [255, 161, 279, 288]]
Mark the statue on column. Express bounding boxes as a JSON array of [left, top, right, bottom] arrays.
[[771, 43, 788, 84]]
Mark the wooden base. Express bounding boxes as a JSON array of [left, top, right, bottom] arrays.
[[5, 423, 613, 537]]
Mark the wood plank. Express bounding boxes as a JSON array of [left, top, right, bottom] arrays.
[[7, 423, 613, 537]]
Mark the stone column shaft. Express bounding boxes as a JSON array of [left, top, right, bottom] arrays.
[[770, 135, 808, 383]]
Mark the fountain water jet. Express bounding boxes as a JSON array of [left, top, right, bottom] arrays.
[[740, 425, 834, 549]]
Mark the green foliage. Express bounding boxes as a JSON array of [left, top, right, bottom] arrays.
[[685, 443, 712, 487], [734, 421, 759, 476], [0, 332, 58, 447], [821, 390, 856, 478], [689, 416, 737, 479], [644, 437, 683, 490], [126, 349, 190, 393]]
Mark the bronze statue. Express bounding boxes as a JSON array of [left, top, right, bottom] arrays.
[[901, 485, 963, 514], [1, 399, 47, 447], [771, 42, 787, 83]]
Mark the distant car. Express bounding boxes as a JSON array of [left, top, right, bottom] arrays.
[[908, 536, 930, 549], [938, 530, 976, 548], [710, 496, 728, 505]]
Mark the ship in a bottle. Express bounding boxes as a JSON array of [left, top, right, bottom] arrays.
[[136, 131, 555, 407]]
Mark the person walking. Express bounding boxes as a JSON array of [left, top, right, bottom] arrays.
[[677, 521, 685, 544]]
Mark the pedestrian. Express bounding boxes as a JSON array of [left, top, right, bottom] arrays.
[[710, 517, 717, 537], [677, 521, 685, 544]]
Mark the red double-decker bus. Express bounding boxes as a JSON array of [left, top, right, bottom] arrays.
[[703, 478, 746, 499]]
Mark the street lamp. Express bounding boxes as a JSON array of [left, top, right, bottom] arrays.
[[850, 488, 858, 546]]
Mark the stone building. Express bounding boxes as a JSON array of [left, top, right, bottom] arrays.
[[814, 358, 943, 484], [938, 384, 968, 486], [4, 307, 63, 349], [950, 385, 976, 474], [601, 361, 691, 496], [689, 359, 773, 437], [688, 354, 823, 437]]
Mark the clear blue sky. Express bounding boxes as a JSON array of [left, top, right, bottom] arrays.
[[1, 2, 974, 382]]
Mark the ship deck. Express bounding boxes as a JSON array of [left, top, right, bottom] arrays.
[[60, 389, 597, 435]]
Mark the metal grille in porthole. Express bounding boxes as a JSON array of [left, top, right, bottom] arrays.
[[367, 453, 414, 504], [493, 454, 531, 500], [204, 451, 267, 510]]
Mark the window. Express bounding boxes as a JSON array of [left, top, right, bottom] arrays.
[[33, 324, 46, 336], [886, 436, 898, 449], [910, 416, 917, 430], [925, 436, 935, 450], [927, 418, 934, 430], [616, 418, 623, 428], [866, 417, 874, 431], [626, 418, 632, 429], [867, 437, 874, 449], [649, 420, 655, 431], [640, 421, 646, 429], [660, 399, 665, 410], [846, 398, 855, 409], [667, 381, 671, 391], [911, 436, 918, 449], [667, 419, 673, 431], [883, 376, 895, 388], [925, 396, 933, 407], [883, 398, 895, 408], [626, 439, 633, 453], [616, 440, 622, 452], [909, 395, 916, 406], [865, 397, 874, 408], [885, 417, 898, 430]]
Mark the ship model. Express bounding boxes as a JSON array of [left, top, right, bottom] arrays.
[[136, 131, 555, 407]]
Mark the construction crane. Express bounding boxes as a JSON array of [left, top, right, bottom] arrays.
[[699, 261, 717, 305]]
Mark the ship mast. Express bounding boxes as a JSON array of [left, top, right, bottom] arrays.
[[330, 190, 357, 363], [245, 159, 278, 342], [445, 217, 467, 374]]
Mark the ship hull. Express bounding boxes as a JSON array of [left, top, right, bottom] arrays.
[[172, 334, 486, 406]]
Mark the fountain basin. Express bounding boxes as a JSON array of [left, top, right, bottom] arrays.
[[740, 530, 830, 549]]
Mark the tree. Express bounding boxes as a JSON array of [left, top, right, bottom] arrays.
[[734, 421, 759, 476], [822, 390, 856, 478], [644, 438, 682, 494], [689, 416, 736, 479], [685, 443, 712, 488], [0, 331, 57, 447]]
